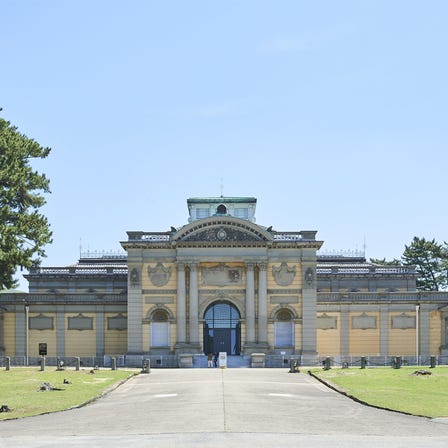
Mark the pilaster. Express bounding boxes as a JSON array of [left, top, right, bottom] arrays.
[[244, 262, 256, 347], [176, 262, 187, 345], [379, 304, 389, 356], [56, 306, 65, 357], [257, 262, 268, 345], [188, 262, 200, 347], [96, 308, 105, 358], [127, 263, 143, 354]]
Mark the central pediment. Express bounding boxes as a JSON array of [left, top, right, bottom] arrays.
[[172, 217, 273, 243]]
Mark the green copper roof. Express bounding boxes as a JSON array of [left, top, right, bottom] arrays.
[[187, 197, 256, 204]]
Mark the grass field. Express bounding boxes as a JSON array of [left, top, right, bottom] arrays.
[[310, 366, 448, 418], [0, 368, 137, 420]]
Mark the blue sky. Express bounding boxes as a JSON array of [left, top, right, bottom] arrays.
[[2, 1, 447, 290]]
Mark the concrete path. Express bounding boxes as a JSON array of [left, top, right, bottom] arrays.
[[1, 368, 448, 447]]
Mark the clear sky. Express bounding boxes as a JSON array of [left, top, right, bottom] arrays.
[[2, 1, 447, 290]]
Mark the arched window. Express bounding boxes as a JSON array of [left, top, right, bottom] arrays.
[[274, 309, 294, 347], [151, 309, 170, 347], [216, 204, 227, 215]]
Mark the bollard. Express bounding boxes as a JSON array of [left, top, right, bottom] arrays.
[[289, 359, 299, 373], [111, 357, 117, 371], [360, 356, 367, 369], [6, 357, 10, 371], [141, 359, 150, 374], [323, 357, 331, 371], [75, 357, 80, 371], [40, 356, 46, 371], [430, 356, 437, 369], [392, 356, 402, 369]]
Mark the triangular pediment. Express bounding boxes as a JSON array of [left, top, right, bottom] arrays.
[[172, 217, 273, 243]]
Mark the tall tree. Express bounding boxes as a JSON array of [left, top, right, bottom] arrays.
[[0, 117, 52, 290], [402, 237, 448, 291]]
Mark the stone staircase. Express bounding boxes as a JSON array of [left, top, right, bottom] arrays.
[[192, 354, 251, 368]]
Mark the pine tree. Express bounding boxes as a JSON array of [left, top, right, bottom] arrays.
[[0, 117, 52, 289]]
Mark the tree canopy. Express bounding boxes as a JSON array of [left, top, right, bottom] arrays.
[[371, 237, 448, 291], [402, 237, 448, 291], [0, 117, 52, 290]]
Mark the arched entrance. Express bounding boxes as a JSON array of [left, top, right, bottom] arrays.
[[203, 301, 241, 355]]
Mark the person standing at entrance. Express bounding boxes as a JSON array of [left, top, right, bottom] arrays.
[[213, 352, 218, 367], [207, 353, 213, 368]]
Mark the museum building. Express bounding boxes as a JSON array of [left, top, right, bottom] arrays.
[[1, 196, 448, 366]]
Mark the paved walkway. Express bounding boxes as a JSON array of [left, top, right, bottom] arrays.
[[1, 368, 448, 447]]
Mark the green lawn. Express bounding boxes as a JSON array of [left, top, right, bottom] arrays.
[[0, 368, 137, 420], [310, 366, 448, 418]]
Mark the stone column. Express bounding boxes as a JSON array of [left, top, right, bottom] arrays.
[[0, 309, 4, 355], [127, 263, 143, 354], [340, 305, 350, 357], [301, 260, 317, 359], [189, 262, 199, 345], [96, 308, 105, 358], [379, 304, 389, 357], [15, 306, 26, 357], [56, 306, 65, 357], [176, 262, 186, 344], [419, 304, 431, 357], [257, 263, 268, 344], [245, 262, 255, 344]]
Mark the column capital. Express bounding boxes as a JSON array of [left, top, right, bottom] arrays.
[[245, 261, 256, 270], [257, 262, 268, 271], [186, 261, 199, 271], [177, 261, 186, 271]]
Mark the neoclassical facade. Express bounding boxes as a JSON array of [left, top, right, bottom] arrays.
[[1, 196, 448, 365]]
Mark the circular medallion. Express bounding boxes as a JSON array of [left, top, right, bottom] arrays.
[[217, 229, 227, 240]]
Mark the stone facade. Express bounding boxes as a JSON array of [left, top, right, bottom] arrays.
[[1, 196, 448, 363]]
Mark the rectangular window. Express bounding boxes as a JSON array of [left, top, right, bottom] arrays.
[[196, 208, 210, 219], [274, 321, 294, 347], [151, 322, 170, 347], [234, 208, 248, 219]]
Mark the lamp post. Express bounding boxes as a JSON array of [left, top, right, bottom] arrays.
[[25, 304, 29, 366], [415, 304, 420, 366]]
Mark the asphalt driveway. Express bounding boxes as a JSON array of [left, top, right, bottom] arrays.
[[1, 368, 448, 447]]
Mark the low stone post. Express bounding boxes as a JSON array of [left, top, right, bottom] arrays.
[[75, 357, 81, 371], [392, 356, 402, 369], [40, 356, 46, 371], [141, 359, 150, 374], [289, 359, 299, 373], [111, 357, 117, 371], [251, 353, 266, 368], [360, 356, 367, 369], [430, 356, 437, 368], [5, 356, 10, 371]]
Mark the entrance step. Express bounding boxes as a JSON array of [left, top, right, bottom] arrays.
[[192, 355, 251, 368]]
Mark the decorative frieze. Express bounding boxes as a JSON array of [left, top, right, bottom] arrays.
[[391, 313, 415, 329], [107, 314, 127, 330], [270, 295, 299, 304], [304, 267, 315, 289], [29, 314, 54, 331], [68, 314, 93, 331], [143, 289, 177, 295], [352, 313, 377, 330], [145, 296, 174, 304], [130, 268, 140, 288], [317, 313, 338, 330], [268, 289, 301, 295], [272, 262, 296, 286], [148, 263, 172, 287], [201, 263, 242, 286]]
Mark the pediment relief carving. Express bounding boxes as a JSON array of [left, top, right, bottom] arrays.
[[182, 226, 264, 242], [272, 262, 296, 286]]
